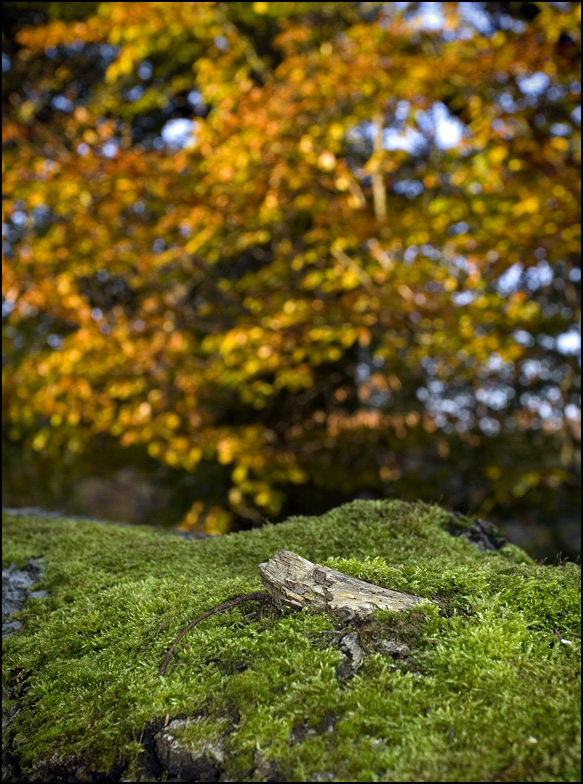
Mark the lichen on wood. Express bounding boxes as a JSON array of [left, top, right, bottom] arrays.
[[258, 549, 426, 620]]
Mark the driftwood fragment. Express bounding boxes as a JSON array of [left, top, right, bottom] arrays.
[[160, 550, 425, 675], [258, 549, 424, 621]]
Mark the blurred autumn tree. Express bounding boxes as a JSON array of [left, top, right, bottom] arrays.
[[2, 2, 581, 552]]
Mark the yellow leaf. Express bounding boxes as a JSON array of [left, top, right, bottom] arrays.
[[317, 151, 336, 172], [489, 147, 508, 165]]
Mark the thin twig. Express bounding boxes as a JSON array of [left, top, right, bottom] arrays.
[[371, 112, 387, 225], [159, 592, 270, 676], [331, 247, 375, 288]]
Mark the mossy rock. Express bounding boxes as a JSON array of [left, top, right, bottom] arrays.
[[2, 500, 580, 782]]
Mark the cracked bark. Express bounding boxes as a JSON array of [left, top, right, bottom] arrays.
[[258, 549, 424, 621]]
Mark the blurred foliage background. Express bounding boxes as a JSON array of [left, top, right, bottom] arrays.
[[2, 1, 580, 559]]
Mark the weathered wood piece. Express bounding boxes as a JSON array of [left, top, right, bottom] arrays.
[[258, 549, 425, 621]]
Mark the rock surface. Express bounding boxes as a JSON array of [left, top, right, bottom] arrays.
[[2, 500, 580, 782], [2, 560, 47, 638]]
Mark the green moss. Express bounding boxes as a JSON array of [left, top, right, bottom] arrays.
[[2, 500, 580, 782]]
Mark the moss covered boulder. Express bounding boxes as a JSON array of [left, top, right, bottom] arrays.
[[2, 500, 580, 782]]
